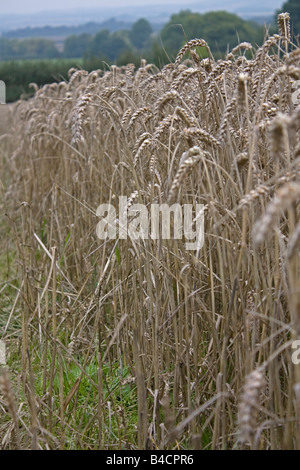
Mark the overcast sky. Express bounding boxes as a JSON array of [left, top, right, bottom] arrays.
[[0, 0, 188, 14]]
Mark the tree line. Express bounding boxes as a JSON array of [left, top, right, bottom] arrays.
[[1, 19, 137, 39], [0, 12, 265, 63], [1, 2, 299, 102], [1, 2, 300, 64]]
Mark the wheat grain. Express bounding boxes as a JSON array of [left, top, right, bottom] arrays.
[[238, 370, 265, 445], [168, 146, 207, 204], [174, 39, 211, 67], [278, 12, 291, 42], [253, 182, 300, 244], [71, 92, 93, 145], [228, 42, 253, 58]]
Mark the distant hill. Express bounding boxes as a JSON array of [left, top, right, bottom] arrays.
[[0, 1, 283, 34], [2, 20, 138, 40]]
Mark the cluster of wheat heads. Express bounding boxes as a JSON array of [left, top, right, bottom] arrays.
[[2, 15, 300, 449]]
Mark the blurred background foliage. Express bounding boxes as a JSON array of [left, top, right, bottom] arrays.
[[0, 2, 299, 102]]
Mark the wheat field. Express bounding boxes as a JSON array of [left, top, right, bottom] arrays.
[[1, 14, 300, 450]]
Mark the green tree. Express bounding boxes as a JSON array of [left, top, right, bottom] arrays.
[[0, 37, 60, 60], [129, 18, 153, 49], [89, 29, 111, 58], [105, 34, 127, 60], [63, 34, 92, 58], [155, 10, 264, 61], [87, 30, 128, 61]]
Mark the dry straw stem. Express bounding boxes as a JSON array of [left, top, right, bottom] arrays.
[[0, 368, 21, 449], [253, 182, 300, 245]]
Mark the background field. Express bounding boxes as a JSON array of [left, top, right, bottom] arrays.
[[0, 9, 269, 102]]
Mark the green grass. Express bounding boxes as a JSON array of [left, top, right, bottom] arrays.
[[15, 352, 138, 449]]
